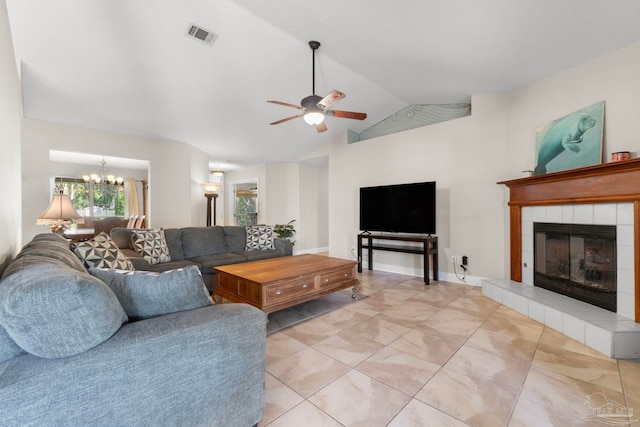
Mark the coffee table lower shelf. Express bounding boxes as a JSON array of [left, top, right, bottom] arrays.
[[213, 255, 360, 315]]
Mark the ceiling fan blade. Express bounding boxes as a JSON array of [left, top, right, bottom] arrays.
[[267, 100, 303, 110], [270, 114, 303, 125], [326, 110, 367, 120], [317, 90, 345, 110], [315, 122, 328, 133]]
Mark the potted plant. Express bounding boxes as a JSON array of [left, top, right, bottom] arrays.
[[274, 220, 296, 246]]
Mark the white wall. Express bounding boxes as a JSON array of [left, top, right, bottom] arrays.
[[22, 118, 209, 243], [328, 94, 507, 281], [0, 0, 22, 274], [328, 40, 640, 283], [298, 163, 328, 252]]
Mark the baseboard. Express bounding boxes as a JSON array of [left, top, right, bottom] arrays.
[[293, 246, 329, 256], [360, 262, 481, 287]]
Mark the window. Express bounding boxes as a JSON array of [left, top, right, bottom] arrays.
[[234, 188, 258, 226], [55, 177, 125, 217]]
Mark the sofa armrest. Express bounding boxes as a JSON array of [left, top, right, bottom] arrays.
[[0, 304, 266, 426], [274, 238, 293, 256]]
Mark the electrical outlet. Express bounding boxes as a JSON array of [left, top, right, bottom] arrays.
[[456, 256, 462, 264], [451, 255, 456, 263]]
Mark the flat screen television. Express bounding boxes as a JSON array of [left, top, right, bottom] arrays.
[[359, 181, 436, 234]]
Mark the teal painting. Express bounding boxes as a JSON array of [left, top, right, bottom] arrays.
[[534, 102, 604, 175]]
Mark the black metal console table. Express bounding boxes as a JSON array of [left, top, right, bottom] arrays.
[[357, 233, 438, 284]]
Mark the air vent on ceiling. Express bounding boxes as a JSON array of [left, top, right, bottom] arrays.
[[185, 23, 218, 46]]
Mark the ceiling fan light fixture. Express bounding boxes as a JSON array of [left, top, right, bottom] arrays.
[[303, 111, 325, 125]]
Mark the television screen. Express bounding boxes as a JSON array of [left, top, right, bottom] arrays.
[[359, 181, 436, 234]]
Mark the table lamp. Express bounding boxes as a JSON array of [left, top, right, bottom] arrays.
[[37, 191, 83, 234]]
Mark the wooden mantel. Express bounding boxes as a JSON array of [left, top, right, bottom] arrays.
[[498, 158, 640, 322]]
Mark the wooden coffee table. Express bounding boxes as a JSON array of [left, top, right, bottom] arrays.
[[214, 254, 359, 315]]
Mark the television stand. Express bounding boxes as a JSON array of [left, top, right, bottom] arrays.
[[357, 233, 438, 284]]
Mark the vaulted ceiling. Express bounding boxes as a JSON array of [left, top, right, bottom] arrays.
[[7, 1, 640, 170]]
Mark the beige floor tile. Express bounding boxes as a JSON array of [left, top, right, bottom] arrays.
[[266, 332, 308, 366], [376, 299, 440, 328], [509, 395, 599, 427], [343, 300, 383, 317], [309, 369, 411, 427], [466, 327, 540, 363], [620, 360, 640, 398], [389, 328, 462, 365], [625, 391, 640, 426], [538, 327, 616, 361], [313, 330, 385, 367], [317, 306, 372, 329], [518, 366, 626, 422], [281, 317, 343, 346], [259, 373, 304, 427], [415, 367, 520, 427], [265, 401, 343, 427], [388, 399, 470, 427], [447, 294, 500, 318], [414, 307, 485, 343], [262, 274, 639, 427], [410, 289, 461, 308], [341, 314, 411, 345], [479, 310, 545, 340], [356, 346, 441, 396], [443, 345, 530, 393], [532, 341, 622, 392], [268, 347, 350, 398]]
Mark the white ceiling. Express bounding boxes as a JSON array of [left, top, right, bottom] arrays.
[[7, 1, 640, 170]]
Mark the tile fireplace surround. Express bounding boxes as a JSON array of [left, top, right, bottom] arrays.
[[488, 159, 640, 359]]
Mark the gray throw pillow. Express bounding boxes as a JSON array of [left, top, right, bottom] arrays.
[[0, 264, 127, 358], [89, 266, 212, 321], [245, 225, 275, 251], [71, 232, 135, 270], [130, 228, 171, 265]]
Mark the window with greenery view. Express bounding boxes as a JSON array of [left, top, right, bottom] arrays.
[[55, 177, 125, 217]]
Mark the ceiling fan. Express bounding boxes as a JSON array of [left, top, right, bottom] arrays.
[[267, 41, 367, 133]]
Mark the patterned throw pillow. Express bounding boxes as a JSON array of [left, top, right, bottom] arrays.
[[130, 229, 171, 265], [71, 232, 134, 270], [245, 225, 275, 251]]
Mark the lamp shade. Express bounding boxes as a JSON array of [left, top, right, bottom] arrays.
[[37, 191, 82, 223], [200, 182, 221, 194], [303, 111, 325, 125]]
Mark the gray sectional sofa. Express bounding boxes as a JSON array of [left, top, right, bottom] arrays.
[[0, 233, 266, 426], [111, 225, 293, 293]]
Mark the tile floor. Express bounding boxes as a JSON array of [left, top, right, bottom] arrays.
[[260, 270, 640, 427]]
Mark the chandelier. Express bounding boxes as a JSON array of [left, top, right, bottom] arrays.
[[82, 157, 124, 187]]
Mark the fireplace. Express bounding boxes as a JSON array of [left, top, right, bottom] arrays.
[[534, 222, 616, 312]]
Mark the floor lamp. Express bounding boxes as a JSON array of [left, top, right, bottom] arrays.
[[201, 183, 221, 226]]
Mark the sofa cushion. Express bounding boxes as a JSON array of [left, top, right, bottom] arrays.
[[189, 253, 248, 274], [223, 226, 247, 252], [89, 266, 212, 321], [181, 226, 228, 258], [245, 225, 275, 251], [72, 232, 135, 270], [130, 229, 171, 265], [110, 227, 135, 249], [241, 249, 283, 262], [163, 228, 185, 260], [0, 324, 24, 363], [1, 233, 86, 280], [0, 264, 127, 358], [149, 259, 201, 273]]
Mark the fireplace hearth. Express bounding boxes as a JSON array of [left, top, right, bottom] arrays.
[[534, 222, 616, 312]]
